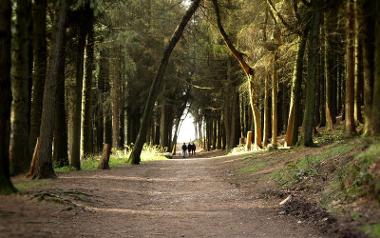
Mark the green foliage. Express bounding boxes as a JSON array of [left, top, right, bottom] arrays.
[[337, 139, 380, 201], [273, 142, 354, 187], [14, 180, 49, 192], [239, 160, 271, 174], [55, 144, 167, 172], [361, 223, 380, 238]]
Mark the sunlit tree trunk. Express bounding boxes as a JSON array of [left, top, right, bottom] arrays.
[[263, 73, 270, 147], [271, 53, 278, 147], [0, 0, 16, 194], [285, 32, 307, 146]]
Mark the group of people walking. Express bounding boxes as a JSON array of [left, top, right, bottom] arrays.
[[181, 142, 196, 158]]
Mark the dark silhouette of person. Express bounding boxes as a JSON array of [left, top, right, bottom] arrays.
[[181, 143, 187, 158], [187, 143, 192, 156], [191, 142, 196, 155]]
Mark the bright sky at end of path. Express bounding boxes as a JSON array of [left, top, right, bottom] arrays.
[[177, 113, 196, 143]]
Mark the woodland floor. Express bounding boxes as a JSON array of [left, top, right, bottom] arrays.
[[1, 150, 339, 238]]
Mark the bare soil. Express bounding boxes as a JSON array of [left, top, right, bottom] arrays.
[[0, 151, 330, 238]]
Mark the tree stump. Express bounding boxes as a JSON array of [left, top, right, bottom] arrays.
[[246, 131, 253, 151], [27, 138, 41, 178], [98, 144, 111, 170]]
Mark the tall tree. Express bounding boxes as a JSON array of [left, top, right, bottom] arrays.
[[0, 0, 16, 194], [128, 0, 202, 164], [29, 0, 47, 156], [303, 0, 321, 146], [82, 18, 95, 155], [11, 0, 33, 174], [345, 0, 356, 135], [31, 0, 68, 179]]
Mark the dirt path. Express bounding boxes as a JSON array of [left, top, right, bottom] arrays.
[[0, 152, 328, 238]]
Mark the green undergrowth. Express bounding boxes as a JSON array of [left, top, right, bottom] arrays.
[[14, 180, 49, 191], [336, 138, 380, 202], [239, 159, 272, 174], [362, 223, 380, 238], [55, 144, 167, 173], [273, 141, 355, 187]]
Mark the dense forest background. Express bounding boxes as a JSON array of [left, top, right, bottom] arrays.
[[1, 0, 380, 194]]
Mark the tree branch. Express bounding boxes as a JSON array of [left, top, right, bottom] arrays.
[[211, 0, 254, 77]]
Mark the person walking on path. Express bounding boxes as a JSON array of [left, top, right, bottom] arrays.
[[182, 143, 188, 158], [187, 143, 192, 157], [191, 142, 196, 155]]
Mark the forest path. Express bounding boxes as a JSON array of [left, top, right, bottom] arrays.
[[1, 152, 327, 238]]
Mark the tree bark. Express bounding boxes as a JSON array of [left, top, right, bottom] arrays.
[[82, 20, 95, 156], [11, 0, 32, 174], [70, 23, 87, 170], [32, 0, 68, 179], [325, 11, 338, 130], [361, 0, 375, 135], [303, 0, 320, 146], [371, 1, 380, 135], [29, 0, 47, 156], [0, 0, 16, 194], [345, 0, 356, 135], [128, 0, 202, 164], [53, 27, 68, 167], [263, 73, 270, 147], [285, 31, 308, 146], [271, 53, 278, 147]]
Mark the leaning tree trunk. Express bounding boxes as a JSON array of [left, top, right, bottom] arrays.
[[285, 31, 308, 146], [303, 1, 320, 146], [29, 0, 47, 156], [11, 0, 32, 175], [128, 0, 202, 164], [31, 0, 68, 179], [0, 0, 16, 194], [212, 0, 262, 148]]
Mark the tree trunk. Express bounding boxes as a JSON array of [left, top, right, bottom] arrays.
[[32, 0, 68, 179], [263, 74, 270, 146], [53, 28, 68, 168], [303, 1, 320, 146], [345, 0, 356, 135], [70, 23, 87, 170], [285, 31, 307, 146], [82, 21, 95, 156], [371, 1, 380, 135], [11, 0, 32, 174], [29, 0, 47, 156], [362, 0, 375, 135], [271, 53, 278, 147], [128, 0, 201, 164], [325, 11, 338, 130], [98, 144, 111, 170], [0, 0, 16, 194], [111, 49, 122, 149]]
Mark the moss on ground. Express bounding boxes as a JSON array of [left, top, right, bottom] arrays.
[[362, 223, 380, 238]]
